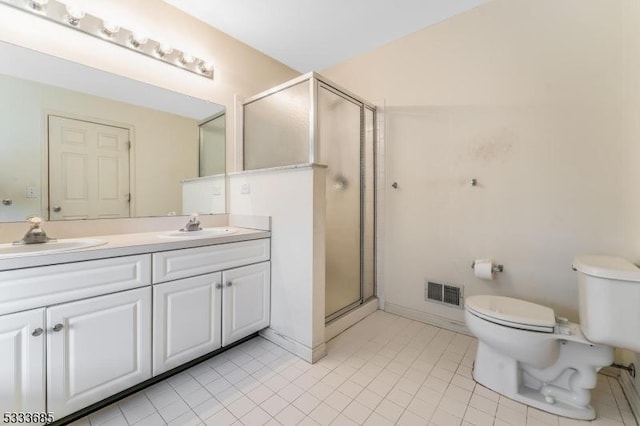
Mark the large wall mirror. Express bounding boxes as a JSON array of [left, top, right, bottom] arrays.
[[0, 41, 226, 223]]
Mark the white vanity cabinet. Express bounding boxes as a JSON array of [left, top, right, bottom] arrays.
[[0, 254, 152, 422], [153, 273, 223, 375], [0, 232, 271, 423], [0, 308, 46, 419], [222, 262, 271, 346], [47, 287, 151, 419], [152, 238, 271, 375]]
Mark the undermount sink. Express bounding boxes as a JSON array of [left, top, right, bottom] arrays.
[[158, 227, 237, 239], [0, 238, 107, 259]]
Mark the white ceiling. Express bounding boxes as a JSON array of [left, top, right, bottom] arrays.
[[164, 0, 487, 72]]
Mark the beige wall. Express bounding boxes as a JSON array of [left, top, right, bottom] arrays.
[[0, 0, 300, 174], [323, 0, 640, 324]]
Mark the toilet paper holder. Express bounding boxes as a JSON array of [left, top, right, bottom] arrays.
[[471, 261, 504, 273]]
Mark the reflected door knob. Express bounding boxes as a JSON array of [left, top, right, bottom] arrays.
[[52, 205, 62, 212], [226, 281, 233, 287]]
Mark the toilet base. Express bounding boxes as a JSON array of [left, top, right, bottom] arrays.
[[474, 372, 596, 420], [473, 341, 597, 420]]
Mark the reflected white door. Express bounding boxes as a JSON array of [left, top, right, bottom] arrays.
[[48, 116, 130, 220]]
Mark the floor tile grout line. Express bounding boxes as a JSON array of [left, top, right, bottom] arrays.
[[73, 312, 637, 426]]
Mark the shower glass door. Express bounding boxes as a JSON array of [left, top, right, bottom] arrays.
[[242, 74, 376, 322], [318, 85, 363, 320]]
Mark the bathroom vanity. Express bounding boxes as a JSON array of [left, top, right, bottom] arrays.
[[0, 227, 271, 424]]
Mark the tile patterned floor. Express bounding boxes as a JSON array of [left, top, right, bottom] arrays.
[[69, 311, 637, 426]]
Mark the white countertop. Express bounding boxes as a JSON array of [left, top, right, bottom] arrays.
[[0, 227, 270, 272]]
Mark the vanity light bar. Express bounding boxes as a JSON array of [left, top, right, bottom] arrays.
[[0, 0, 214, 79]]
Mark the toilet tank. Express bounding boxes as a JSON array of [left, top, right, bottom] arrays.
[[574, 255, 640, 352]]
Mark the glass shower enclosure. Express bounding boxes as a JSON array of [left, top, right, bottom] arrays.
[[242, 73, 376, 321]]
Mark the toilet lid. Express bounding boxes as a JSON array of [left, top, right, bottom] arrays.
[[573, 255, 640, 282], [466, 295, 556, 333]]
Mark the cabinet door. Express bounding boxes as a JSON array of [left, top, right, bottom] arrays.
[[222, 262, 270, 346], [0, 309, 45, 420], [153, 272, 222, 375], [47, 287, 151, 418]]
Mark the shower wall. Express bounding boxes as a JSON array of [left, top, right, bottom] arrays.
[[243, 73, 376, 320], [244, 81, 311, 170]]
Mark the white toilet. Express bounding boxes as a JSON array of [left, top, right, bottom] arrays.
[[464, 255, 640, 420]]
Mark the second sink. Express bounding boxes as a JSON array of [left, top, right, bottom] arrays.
[[158, 227, 237, 239], [0, 238, 107, 259]]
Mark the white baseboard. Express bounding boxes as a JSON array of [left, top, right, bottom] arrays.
[[259, 328, 326, 364], [325, 298, 378, 341], [384, 302, 472, 336], [619, 371, 640, 424]]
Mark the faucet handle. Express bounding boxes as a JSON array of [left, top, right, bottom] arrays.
[[27, 216, 43, 228], [15, 216, 55, 245], [180, 213, 202, 232]]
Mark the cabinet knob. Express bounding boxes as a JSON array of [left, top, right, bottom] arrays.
[[52, 323, 64, 332], [32, 328, 43, 337], [226, 281, 233, 287], [215, 283, 222, 289]]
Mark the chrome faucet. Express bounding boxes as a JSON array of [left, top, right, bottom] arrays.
[[180, 214, 202, 232], [13, 217, 56, 245]]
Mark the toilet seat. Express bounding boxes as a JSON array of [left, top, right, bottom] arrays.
[[466, 295, 556, 333]]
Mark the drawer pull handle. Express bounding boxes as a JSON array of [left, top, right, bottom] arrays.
[[52, 323, 64, 332], [226, 281, 233, 287], [215, 283, 222, 289], [32, 328, 44, 337]]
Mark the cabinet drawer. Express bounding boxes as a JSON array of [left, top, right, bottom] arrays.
[[0, 255, 151, 316], [152, 238, 270, 283]]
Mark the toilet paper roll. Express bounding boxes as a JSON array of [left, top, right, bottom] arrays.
[[474, 259, 494, 280]]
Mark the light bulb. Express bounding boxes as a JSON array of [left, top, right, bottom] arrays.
[[27, 0, 48, 10], [129, 32, 148, 48], [102, 21, 120, 37], [199, 60, 213, 74], [156, 43, 173, 58], [179, 52, 195, 65], [65, 5, 85, 26]]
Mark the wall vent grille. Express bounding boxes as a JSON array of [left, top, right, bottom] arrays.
[[427, 281, 443, 302], [425, 281, 463, 308]]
